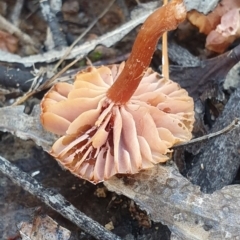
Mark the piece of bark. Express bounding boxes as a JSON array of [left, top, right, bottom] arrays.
[[224, 61, 240, 91], [0, 105, 55, 151], [186, 87, 240, 193]]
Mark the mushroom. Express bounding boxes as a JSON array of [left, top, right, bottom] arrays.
[[206, 8, 240, 53], [187, 0, 240, 53], [41, 0, 194, 184]]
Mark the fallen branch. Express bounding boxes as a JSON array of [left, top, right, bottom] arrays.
[[0, 65, 35, 91], [0, 154, 121, 240]]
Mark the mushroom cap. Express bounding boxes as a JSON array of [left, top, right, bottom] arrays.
[[41, 62, 194, 183]]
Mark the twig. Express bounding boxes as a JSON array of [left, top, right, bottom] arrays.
[[0, 155, 121, 240], [0, 14, 38, 51], [52, 0, 116, 72], [39, 0, 67, 49], [174, 118, 240, 148]]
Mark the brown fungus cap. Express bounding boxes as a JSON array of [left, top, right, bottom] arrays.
[[41, 63, 194, 183]]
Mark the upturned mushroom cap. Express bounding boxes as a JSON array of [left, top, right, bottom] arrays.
[[41, 0, 193, 183], [41, 63, 194, 183]]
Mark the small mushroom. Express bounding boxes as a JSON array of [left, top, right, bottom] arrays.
[[41, 0, 194, 184], [206, 8, 240, 53]]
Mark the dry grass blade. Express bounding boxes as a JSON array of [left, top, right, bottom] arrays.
[[162, 0, 169, 79]]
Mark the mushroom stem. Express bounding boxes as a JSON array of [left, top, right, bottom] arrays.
[[107, 0, 186, 104]]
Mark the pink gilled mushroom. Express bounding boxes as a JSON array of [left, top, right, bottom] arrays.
[[41, 0, 194, 184]]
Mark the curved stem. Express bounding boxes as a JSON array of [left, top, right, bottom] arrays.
[[107, 0, 186, 104]]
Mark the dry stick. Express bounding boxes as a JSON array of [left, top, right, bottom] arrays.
[[0, 155, 121, 240], [173, 118, 240, 148], [52, 0, 116, 72], [162, 0, 169, 79]]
